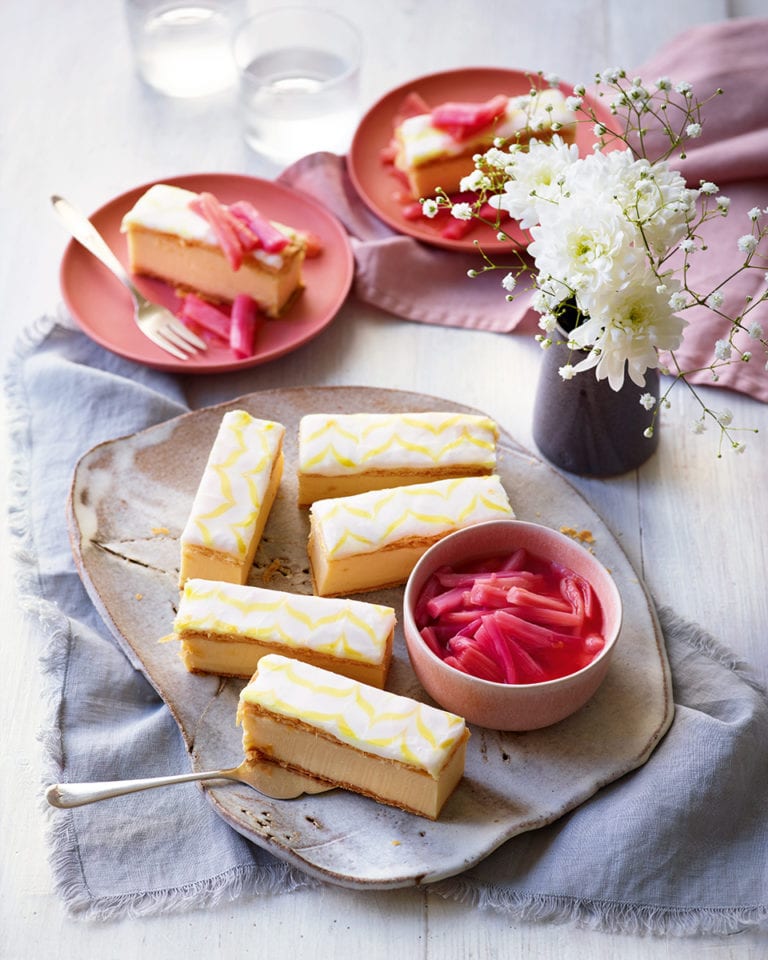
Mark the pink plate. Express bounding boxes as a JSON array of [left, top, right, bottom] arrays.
[[59, 173, 354, 373], [348, 67, 619, 252]]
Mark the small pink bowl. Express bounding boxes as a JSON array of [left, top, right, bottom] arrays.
[[403, 519, 622, 730]]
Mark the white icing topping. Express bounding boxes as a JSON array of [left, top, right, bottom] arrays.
[[175, 579, 394, 665], [180, 410, 284, 558], [120, 183, 286, 269], [397, 89, 576, 167], [298, 411, 498, 477], [241, 654, 466, 776], [310, 475, 513, 560]]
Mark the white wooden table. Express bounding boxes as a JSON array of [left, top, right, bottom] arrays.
[[1, 1, 766, 956]]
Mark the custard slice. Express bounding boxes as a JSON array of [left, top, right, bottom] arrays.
[[121, 183, 306, 316], [308, 474, 514, 596], [237, 654, 469, 819], [394, 88, 578, 198], [175, 578, 395, 687], [179, 410, 284, 586], [297, 411, 499, 506]]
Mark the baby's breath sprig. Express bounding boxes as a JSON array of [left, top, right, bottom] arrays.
[[585, 70, 724, 164]]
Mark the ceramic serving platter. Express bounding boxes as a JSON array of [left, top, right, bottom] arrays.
[[67, 386, 674, 888]]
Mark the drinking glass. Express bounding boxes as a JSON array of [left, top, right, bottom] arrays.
[[233, 7, 362, 165], [125, 0, 244, 98]]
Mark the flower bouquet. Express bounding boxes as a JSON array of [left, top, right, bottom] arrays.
[[424, 71, 768, 458]]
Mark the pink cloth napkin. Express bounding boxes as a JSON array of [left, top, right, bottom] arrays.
[[278, 17, 768, 402], [278, 151, 534, 332], [631, 17, 768, 402]]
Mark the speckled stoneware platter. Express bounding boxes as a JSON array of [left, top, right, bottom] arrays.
[[67, 386, 674, 889]]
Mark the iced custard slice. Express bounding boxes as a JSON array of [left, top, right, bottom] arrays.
[[394, 88, 578, 198], [297, 411, 499, 506], [179, 410, 285, 586], [237, 654, 470, 819], [308, 475, 514, 596], [121, 183, 306, 316], [175, 579, 395, 687]]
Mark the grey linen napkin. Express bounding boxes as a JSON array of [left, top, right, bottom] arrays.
[[5, 314, 767, 933]]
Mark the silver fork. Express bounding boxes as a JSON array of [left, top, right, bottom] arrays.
[[51, 194, 207, 360]]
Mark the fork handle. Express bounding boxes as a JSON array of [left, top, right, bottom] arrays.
[[51, 194, 136, 293], [45, 769, 237, 808]]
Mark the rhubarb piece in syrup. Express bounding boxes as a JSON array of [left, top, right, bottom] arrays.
[[430, 94, 509, 141], [180, 293, 231, 341], [229, 293, 263, 358]]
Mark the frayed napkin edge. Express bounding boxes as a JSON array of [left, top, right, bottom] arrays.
[[3, 315, 323, 921], [430, 880, 768, 938]]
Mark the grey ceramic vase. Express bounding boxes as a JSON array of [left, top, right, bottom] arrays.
[[532, 332, 660, 477]]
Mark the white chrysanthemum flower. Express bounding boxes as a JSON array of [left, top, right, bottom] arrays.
[[567, 273, 688, 389], [715, 339, 732, 360], [422, 198, 439, 219], [528, 193, 643, 311], [563, 150, 694, 255], [488, 135, 579, 229]]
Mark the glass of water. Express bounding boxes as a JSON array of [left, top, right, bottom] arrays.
[[125, 0, 244, 98], [233, 7, 362, 166]]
